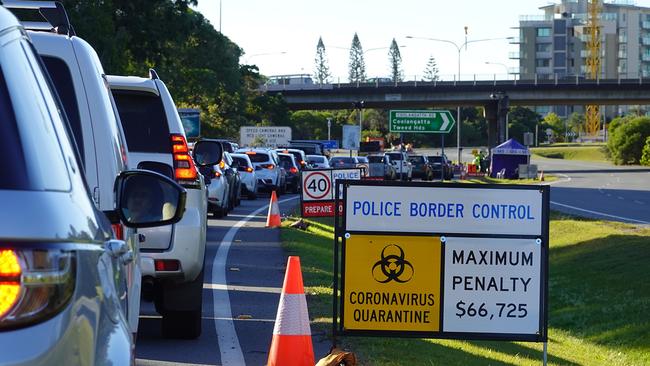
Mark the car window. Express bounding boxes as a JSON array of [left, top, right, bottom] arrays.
[[232, 156, 249, 167], [112, 91, 171, 153], [386, 153, 403, 160], [428, 156, 444, 163], [1, 43, 70, 191], [408, 156, 424, 163], [41, 56, 84, 166], [367, 156, 384, 163], [331, 157, 356, 164], [279, 155, 295, 168], [310, 156, 324, 163], [0, 65, 29, 189], [247, 152, 270, 163]]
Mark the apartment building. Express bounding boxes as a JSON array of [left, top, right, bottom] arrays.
[[513, 0, 650, 117]]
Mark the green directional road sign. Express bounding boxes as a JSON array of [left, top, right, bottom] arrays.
[[389, 110, 456, 133]]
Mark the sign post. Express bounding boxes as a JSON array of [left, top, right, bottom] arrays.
[[178, 108, 201, 139], [333, 181, 549, 344], [239, 126, 292, 148]]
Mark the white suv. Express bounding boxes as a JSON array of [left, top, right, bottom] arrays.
[[13, 1, 145, 339], [236, 148, 286, 194], [385, 151, 413, 180], [108, 73, 208, 339]]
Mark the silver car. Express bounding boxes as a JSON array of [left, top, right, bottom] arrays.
[[0, 8, 185, 365]]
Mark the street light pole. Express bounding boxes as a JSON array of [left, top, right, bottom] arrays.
[[406, 35, 513, 165], [327, 118, 332, 140]]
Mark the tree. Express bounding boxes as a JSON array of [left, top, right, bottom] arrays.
[[387, 38, 403, 82], [566, 112, 585, 139], [422, 55, 440, 81], [508, 107, 542, 144], [313, 36, 330, 84], [348, 33, 366, 83], [542, 113, 565, 142]]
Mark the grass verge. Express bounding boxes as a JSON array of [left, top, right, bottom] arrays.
[[531, 145, 609, 163], [281, 214, 650, 366]]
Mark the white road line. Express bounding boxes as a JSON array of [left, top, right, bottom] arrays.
[[204, 283, 282, 294], [212, 196, 299, 365], [550, 201, 650, 224], [136, 360, 216, 366]]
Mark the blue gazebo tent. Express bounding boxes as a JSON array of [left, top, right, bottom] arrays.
[[489, 139, 530, 179]]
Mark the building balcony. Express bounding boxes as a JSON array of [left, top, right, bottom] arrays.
[[642, 54, 650, 61], [509, 51, 521, 59], [617, 65, 627, 74], [643, 21, 650, 29], [619, 35, 627, 43], [642, 37, 650, 45], [618, 50, 627, 58]]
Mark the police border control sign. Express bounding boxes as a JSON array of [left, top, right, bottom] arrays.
[[333, 180, 549, 342]]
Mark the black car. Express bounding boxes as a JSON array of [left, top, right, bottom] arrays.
[[221, 152, 242, 209], [427, 155, 454, 180], [278, 153, 300, 193], [408, 155, 432, 180]]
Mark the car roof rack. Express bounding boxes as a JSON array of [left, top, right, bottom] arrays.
[[1, 0, 75, 36]]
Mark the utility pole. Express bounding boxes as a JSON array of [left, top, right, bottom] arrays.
[[327, 118, 332, 140]]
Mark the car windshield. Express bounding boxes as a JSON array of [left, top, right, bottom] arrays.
[[409, 156, 425, 163], [112, 91, 171, 153], [386, 153, 403, 160], [331, 157, 356, 164], [367, 156, 384, 163], [356, 157, 368, 163], [308, 156, 324, 163]]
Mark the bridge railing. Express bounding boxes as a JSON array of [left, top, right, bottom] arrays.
[[260, 72, 650, 91]]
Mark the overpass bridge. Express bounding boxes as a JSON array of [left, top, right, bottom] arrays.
[[263, 77, 650, 149]]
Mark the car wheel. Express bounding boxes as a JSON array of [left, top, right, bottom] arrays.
[[212, 207, 223, 218], [161, 309, 202, 339]]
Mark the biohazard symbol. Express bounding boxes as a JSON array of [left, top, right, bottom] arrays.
[[372, 244, 414, 283]]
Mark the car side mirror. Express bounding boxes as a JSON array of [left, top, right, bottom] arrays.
[[193, 140, 223, 167], [114, 170, 187, 228]]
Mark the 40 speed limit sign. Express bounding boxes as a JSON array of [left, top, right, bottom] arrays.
[[301, 168, 361, 217]]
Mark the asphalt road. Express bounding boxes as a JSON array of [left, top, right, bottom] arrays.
[[135, 193, 329, 366], [531, 156, 650, 224]]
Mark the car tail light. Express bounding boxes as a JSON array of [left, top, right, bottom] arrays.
[[246, 167, 253, 173], [264, 164, 275, 170], [111, 224, 124, 240], [299, 160, 306, 167], [219, 161, 225, 169], [214, 171, 222, 178], [290, 167, 298, 174], [170, 134, 198, 184], [0, 248, 75, 329], [154, 259, 180, 272], [245, 151, 256, 155]]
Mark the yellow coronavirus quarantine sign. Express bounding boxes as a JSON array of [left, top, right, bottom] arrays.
[[343, 234, 441, 332]]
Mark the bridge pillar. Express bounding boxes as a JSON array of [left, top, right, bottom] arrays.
[[485, 94, 509, 149], [484, 101, 499, 150]]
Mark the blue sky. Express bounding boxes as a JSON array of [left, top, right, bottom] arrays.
[[195, 0, 650, 81]]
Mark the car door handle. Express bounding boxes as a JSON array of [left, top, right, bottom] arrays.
[[105, 240, 134, 265], [105, 239, 128, 257]]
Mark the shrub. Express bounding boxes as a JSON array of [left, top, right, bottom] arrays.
[[607, 116, 650, 164], [641, 136, 650, 166]]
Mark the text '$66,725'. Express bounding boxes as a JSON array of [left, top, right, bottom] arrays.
[[455, 301, 528, 320]]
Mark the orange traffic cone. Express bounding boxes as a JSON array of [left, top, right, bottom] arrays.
[[267, 256, 315, 366], [266, 191, 282, 228]]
